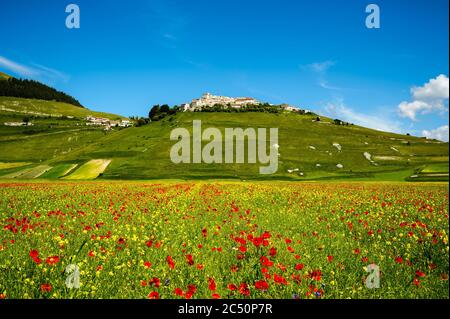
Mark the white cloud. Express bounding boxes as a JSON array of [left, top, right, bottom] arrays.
[[412, 74, 449, 101], [324, 98, 403, 133], [0, 55, 68, 82], [302, 60, 341, 91], [422, 125, 449, 142], [398, 74, 449, 121], [0, 55, 37, 77], [307, 60, 335, 73]]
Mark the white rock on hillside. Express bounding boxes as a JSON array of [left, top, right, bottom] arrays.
[[333, 143, 342, 151], [336, 164, 344, 169]]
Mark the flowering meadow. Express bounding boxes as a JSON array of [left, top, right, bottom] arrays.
[[0, 181, 448, 299]]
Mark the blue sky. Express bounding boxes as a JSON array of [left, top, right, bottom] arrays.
[[0, 0, 448, 140]]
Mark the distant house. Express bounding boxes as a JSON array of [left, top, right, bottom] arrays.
[[118, 120, 131, 127], [85, 115, 131, 129], [4, 122, 33, 127]]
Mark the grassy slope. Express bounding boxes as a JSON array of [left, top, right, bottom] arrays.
[[0, 96, 124, 120], [48, 112, 448, 181], [0, 72, 11, 80], [0, 96, 127, 164]]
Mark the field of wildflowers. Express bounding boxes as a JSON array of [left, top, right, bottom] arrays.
[[0, 181, 448, 299]]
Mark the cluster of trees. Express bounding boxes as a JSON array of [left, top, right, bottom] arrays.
[[149, 104, 177, 121], [333, 119, 353, 126], [194, 103, 288, 113], [0, 77, 83, 107], [195, 103, 316, 115]]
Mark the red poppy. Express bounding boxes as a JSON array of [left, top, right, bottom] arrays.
[[88, 251, 95, 257], [295, 263, 304, 271], [416, 270, 426, 278], [274, 273, 288, 285], [185, 291, 194, 299], [45, 256, 60, 266], [239, 245, 247, 253], [196, 263, 204, 270], [327, 255, 334, 262], [395, 256, 403, 264], [117, 238, 125, 245], [29, 249, 39, 259], [40, 283, 52, 293], [260, 256, 273, 267], [29, 249, 42, 264], [255, 280, 269, 291], [187, 284, 197, 294], [253, 237, 263, 247], [269, 247, 277, 257], [308, 269, 322, 281], [202, 228, 207, 238], [239, 283, 250, 296], [208, 278, 217, 291], [146, 240, 153, 248], [149, 277, 161, 288], [413, 278, 420, 287], [186, 254, 194, 266], [167, 255, 175, 270], [228, 284, 237, 291], [144, 261, 152, 268], [148, 291, 160, 299], [174, 288, 184, 297], [212, 293, 220, 299]]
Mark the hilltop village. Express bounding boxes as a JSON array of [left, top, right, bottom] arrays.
[[181, 93, 304, 113]]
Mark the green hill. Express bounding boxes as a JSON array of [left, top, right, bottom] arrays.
[[0, 96, 125, 120], [0, 72, 83, 106], [1, 111, 447, 181], [0, 72, 11, 80]]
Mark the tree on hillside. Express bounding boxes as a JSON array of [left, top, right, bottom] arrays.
[[149, 105, 160, 119], [160, 104, 170, 113]]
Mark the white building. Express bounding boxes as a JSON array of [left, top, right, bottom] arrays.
[[185, 93, 260, 111]]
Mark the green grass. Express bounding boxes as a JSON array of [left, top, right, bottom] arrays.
[[0, 162, 31, 170], [0, 72, 11, 80], [52, 112, 448, 181], [40, 164, 78, 179], [0, 96, 125, 120], [64, 159, 111, 180], [0, 103, 448, 181], [2, 165, 52, 179], [421, 163, 449, 173]]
